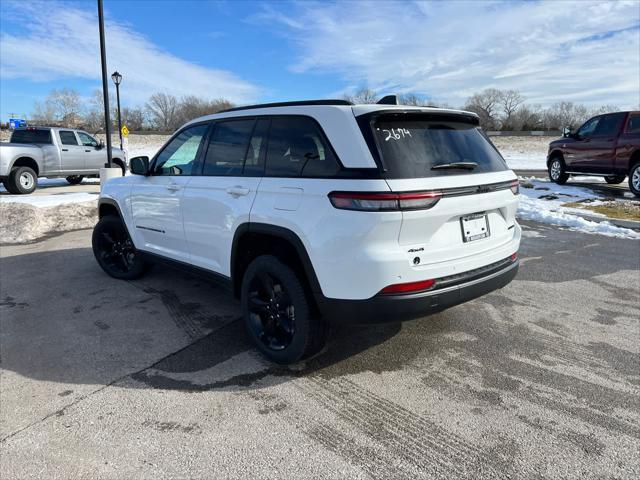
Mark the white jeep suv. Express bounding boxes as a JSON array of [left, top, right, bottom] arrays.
[[93, 99, 521, 364]]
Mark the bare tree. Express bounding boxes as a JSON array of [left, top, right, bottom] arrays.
[[398, 93, 423, 106], [174, 96, 234, 125], [499, 90, 525, 130], [511, 104, 543, 131], [49, 88, 83, 126], [464, 88, 502, 130], [84, 89, 111, 131], [146, 92, 179, 131], [343, 88, 378, 104], [121, 106, 146, 131], [31, 99, 56, 124]]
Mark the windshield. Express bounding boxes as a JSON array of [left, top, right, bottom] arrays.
[[10, 129, 52, 144], [367, 116, 508, 178]]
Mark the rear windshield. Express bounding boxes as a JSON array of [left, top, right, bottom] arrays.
[[367, 116, 508, 178], [10, 129, 52, 144]]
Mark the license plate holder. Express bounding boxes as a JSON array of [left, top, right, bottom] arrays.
[[460, 213, 490, 242]]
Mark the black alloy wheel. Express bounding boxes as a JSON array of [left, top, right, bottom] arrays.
[[247, 271, 296, 351], [92, 216, 148, 280], [241, 255, 325, 364]]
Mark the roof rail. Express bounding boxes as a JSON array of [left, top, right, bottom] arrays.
[[218, 99, 354, 113]]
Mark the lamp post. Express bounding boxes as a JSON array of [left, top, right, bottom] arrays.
[[97, 0, 112, 168], [111, 70, 123, 150]]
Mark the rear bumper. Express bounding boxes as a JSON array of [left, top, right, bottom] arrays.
[[315, 258, 519, 325]]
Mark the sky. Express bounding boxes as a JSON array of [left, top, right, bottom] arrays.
[[0, 0, 639, 121]]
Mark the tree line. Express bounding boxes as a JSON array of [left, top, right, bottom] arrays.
[[28, 86, 624, 133], [30, 88, 234, 133], [344, 88, 621, 131]]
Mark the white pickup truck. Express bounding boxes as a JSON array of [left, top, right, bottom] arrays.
[[0, 127, 126, 194]]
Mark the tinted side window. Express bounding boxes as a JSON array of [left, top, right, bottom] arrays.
[[266, 117, 339, 177], [577, 117, 600, 138], [153, 124, 208, 176], [10, 129, 52, 144], [594, 113, 625, 136], [627, 115, 640, 133], [203, 119, 255, 176], [244, 118, 270, 176], [59, 131, 78, 145]]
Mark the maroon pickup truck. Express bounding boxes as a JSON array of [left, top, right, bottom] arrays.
[[547, 111, 640, 196]]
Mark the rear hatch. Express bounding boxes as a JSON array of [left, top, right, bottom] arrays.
[[356, 110, 519, 266]]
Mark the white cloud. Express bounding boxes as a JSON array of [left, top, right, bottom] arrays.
[[0, 1, 261, 104], [258, 0, 640, 108]]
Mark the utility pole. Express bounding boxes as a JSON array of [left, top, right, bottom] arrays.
[[97, 0, 113, 168]]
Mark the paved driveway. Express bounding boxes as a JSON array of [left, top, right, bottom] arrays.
[[1, 222, 638, 479]]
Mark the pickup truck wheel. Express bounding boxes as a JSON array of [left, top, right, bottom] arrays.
[[66, 175, 84, 185], [7, 166, 37, 194], [92, 215, 148, 280], [604, 175, 625, 184], [241, 255, 325, 365], [629, 163, 640, 197], [548, 157, 569, 185]]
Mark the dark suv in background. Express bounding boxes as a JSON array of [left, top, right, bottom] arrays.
[[547, 111, 640, 196]]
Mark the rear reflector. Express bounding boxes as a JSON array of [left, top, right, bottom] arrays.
[[510, 252, 518, 262], [329, 191, 442, 211], [379, 278, 436, 295], [510, 180, 519, 195]]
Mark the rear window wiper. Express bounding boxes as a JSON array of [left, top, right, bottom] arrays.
[[431, 162, 478, 170]]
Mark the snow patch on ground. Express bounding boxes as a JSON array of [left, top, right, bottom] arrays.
[[0, 201, 97, 244], [518, 178, 640, 239], [0, 192, 98, 207], [491, 137, 550, 170]]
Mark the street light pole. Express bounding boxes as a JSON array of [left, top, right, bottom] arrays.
[[111, 71, 123, 150], [97, 0, 112, 168]]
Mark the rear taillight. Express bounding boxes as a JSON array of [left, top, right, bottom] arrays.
[[379, 278, 436, 295], [328, 191, 442, 211], [510, 180, 519, 195]]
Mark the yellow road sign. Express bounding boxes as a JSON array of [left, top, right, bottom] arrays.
[[121, 125, 129, 137]]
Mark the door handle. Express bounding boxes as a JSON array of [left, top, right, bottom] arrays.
[[61, 148, 69, 152], [166, 183, 182, 192], [226, 186, 250, 196], [85, 149, 91, 152]]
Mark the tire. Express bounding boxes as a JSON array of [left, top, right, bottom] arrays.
[[629, 162, 640, 197], [241, 255, 326, 365], [604, 175, 625, 184], [6, 166, 37, 194], [66, 175, 85, 185], [92, 215, 148, 280], [548, 156, 569, 185]]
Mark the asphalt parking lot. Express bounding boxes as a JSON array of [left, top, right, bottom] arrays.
[[1, 221, 639, 479]]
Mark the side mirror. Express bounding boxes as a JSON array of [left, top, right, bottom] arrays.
[[130, 156, 150, 175], [96, 140, 104, 150], [562, 126, 573, 138]]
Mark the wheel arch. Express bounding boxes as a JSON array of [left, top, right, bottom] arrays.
[[231, 223, 322, 301], [547, 150, 564, 168], [629, 149, 640, 169], [98, 198, 123, 219], [112, 157, 126, 173], [11, 156, 40, 176]]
